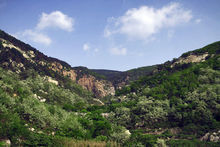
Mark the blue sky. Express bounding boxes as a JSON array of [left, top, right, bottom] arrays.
[[0, 0, 220, 71]]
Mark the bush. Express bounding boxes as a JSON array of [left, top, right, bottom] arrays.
[[124, 130, 157, 146]]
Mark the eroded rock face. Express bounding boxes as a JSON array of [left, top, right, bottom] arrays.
[[171, 53, 209, 68], [48, 62, 115, 97], [200, 130, 220, 142], [63, 70, 77, 81], [49, 62, 78, 81], [78, 75, 115, 97]]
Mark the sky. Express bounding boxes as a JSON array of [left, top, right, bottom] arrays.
[[0, 0, 220, 71]]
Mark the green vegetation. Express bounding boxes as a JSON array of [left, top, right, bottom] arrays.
[[0, 67, 125, 146], [0, 29, 220, 146]]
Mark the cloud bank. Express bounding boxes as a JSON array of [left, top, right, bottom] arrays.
[[105, 2, 192, 40], [16, 11, 74, 46], [18, 30, 52, 46]]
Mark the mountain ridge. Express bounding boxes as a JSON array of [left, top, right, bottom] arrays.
[[0, 30, 115, 97]]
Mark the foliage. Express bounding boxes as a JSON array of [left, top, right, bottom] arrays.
[[166, 139, 220, 147], [1, 30, 220, 146]]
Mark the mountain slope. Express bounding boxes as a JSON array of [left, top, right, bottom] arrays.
[[0, 29, 219, 146], [108, 41, 220, 141], [91, 65, 157, 89], [0, 30, 114, 97]]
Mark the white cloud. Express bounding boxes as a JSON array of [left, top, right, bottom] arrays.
[[17, 29, 51, 46], [37, 11, 74, 32], [110, 47, 127, 56], [83, 43, 90, 51], [105, 2, 192, 40], [195, 19, 201, 24], [15, 11, 75, 46]]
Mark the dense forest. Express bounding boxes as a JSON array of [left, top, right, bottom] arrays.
[[0, 30, 220, 146]]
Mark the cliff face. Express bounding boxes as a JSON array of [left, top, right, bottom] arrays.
[[0, 31, 115, 98], [48, 61, 115, 97], [78, 75, 115, 97]]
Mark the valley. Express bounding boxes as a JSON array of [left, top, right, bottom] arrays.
[[0, 29, 219, 146]]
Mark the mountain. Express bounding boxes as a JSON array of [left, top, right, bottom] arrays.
[[0, 29, 158, 97], [91, 65, 157, 89], [110, 41, 220, 145], [0, 29, 219, 146], [0, 30, 114, 98]]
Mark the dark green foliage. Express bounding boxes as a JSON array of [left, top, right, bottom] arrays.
[[113, 45, 220, 137], [1, 29, 220, 146], [124, 130, 157, 146], [92, 65, 157, 88], [181, 41, 220, 57], [23, 133, 53, 146], [63, 102, 87, 112], [74, 66, 106, 80], [0, 110, 29, 145], [166, 139, 220, 147]]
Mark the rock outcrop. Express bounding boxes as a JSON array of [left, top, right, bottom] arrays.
[[78, 75, 115, 97], [200, 130, 220, 142], [171, 53, 209, 68]]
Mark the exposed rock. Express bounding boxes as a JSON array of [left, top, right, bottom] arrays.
[[169, 127, 181, 135], [29, 127, 35, 132], [33, 94, 37, 99], [200, 131, 220, 142], [171, 53, 209, 68], [1, 37, 115, 98], [62, 69, 77, 81], [93, 98, 104, 105], [37, 131, 43, 134], [101, 113, 110, 118], [46, 76, 59, 85], [200, 133, 210, 141], [2, 62, 9, 67], [40, 98, 46, 102], [48, 62, 78, 84], [39, 89, 48, 94], [1, 139, 11, 147], [34, 94, 46, 102], [1, 38, 35, 63], [78, 75, 115, 97], [125, 130, 131, 136], [28, 50, 35, 58], [49, 62, 64, 72], [38, 61, 47, 66]]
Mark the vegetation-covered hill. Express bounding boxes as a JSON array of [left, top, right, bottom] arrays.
[[91, 65, 157, 89], [110, 41, 220, 145], [0, 29, 220, 146]]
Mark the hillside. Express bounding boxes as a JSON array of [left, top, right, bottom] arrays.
[[110, 41, 220, 145], [0, 30, 115, 98], [91, 65, 157, 89], [0, 29, 220, 146]]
